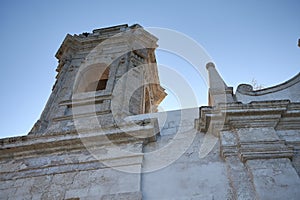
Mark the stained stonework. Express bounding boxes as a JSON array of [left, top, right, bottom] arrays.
[[195, 63, 300, 199], [29, 24, 166, 135], [0, 25, 299, 200]]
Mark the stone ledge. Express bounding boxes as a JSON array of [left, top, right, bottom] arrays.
[[0, 120, 159, 160], [100, 191, 142, 200], [197, 100, 300, 132]]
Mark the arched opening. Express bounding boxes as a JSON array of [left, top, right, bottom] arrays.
[[84, 67, 109, 92], [76, 64, 110, 93]]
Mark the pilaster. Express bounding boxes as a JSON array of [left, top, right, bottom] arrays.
[[198, 100, 300, 199]]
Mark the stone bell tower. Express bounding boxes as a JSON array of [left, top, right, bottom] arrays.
[[30, 24, 166, 135]]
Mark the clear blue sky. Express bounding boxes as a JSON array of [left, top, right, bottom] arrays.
[[0, 0, 299, 138]]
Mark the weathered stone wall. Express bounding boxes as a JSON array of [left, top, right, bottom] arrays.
[[1, 25, 299, 200], [1, 105, 300, 200], [1, 161, 142, 200], [1, 108, 234, 200], [142, 131, 232, 199], [0, 121, 156, 200]]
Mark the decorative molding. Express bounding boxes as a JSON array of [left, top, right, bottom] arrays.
[[236, 73, 300, 96]]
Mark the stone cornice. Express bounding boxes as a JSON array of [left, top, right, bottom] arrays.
[[220, 128, 294, 162], [0, 119, 159, 161], [55, 24, 158, 65], [197, 100, 300, 132]]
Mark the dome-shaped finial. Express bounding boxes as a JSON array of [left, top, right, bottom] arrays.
[[206, 62, 215, 70]]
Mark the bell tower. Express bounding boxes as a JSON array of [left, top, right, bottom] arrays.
[[30, 24, 166, 135]]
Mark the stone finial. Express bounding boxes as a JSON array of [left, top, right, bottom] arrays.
[[206, 62, 227, 90], [206, 62, 215, 70], [206, 62, 234, 106]]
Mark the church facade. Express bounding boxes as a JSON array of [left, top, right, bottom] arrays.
[[0, 24, 299, 200]]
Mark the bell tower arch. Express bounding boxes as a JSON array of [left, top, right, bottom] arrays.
[[29, 24, 166, 135]]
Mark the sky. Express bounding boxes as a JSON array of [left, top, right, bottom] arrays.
[[0, 0, 299, 138]]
